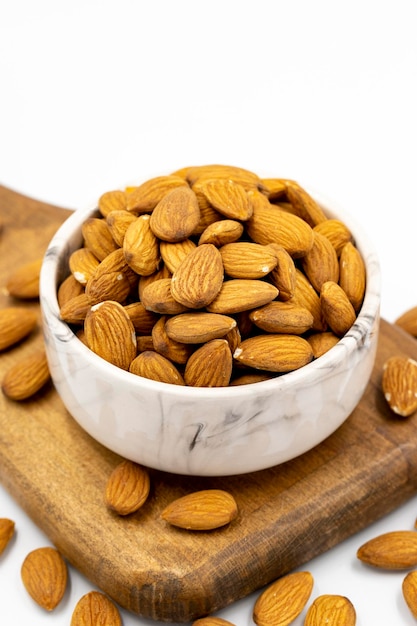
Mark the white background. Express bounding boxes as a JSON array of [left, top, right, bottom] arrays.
[[1, 1, 417, 624]]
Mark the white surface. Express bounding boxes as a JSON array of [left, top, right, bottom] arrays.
[[1, 0, 417, 623]]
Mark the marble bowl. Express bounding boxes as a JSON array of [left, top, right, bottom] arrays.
[[39, 191, 381, 476]]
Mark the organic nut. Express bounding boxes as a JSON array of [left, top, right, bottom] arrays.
[[85, 248, 138, 305], [69, 248, 100, 285], [151, 315, 193, 365], [402, 570, 417, 618], [184, 339, 233, 387], [170, 244, 224, 309], [357, 530, 417, 569], [161, 489, 238, 530], [0, 518, 15, 555], [307, 331, 340, 358], [220, 242, 277, 279], [81, 217, 119, 261], [149, 186, 201, 242], [195, 178, 254, 221], [21, 546, 68, 611], [192, 618, 236, 626], [253, 570, 314, 626], [165, 312, 237, 343], [180, 163, 263, 190], [130, 351, 185, 385], [206, 279, 278, 314], [98, 189, 127, 217], [141, 278, 190, 315], [57, 274, 85, 308], [267, 244, 296, 301], [300, 231, 339, 292], [234, 334, 314, 373], [198, 219, 244, 247], [123, 214, 161, 276], [313, 218, 352, 256], [159, 238, 197, 273], [59, 293, 91, 325], [339, 241, 366, 312], [249, 301, 314, 335], [70, 590, 122, 626], [2, 348, 50, 400], [304, 594, 356, 626], [0, 307, 38, 351], [105, 209, 137, 246], [382, 356, 417, 417], [126, 174, 188, 213], [320, 280, 357, 337], [105, 460, 151, 515]]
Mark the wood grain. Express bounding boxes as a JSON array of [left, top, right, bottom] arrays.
[[1, 185, 417, 622]]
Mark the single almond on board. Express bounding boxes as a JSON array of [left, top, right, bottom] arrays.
[[2, 348, 50, 400], [123, 214, 161, 276], [220, 242, 277, 279], [234, 334, 313, 373], [193, 617, 236, 626], [126, 175, 188, 212], [165, 312, 236, 343], [0, 518, 15, 555], [69, 248, 100, 285], [198, 219, 244, 247], [357, 530, 417, 569], [84, 300, 137, 370], [253, 570, 314, 626], [81, 217, 119, 261], [196, 178, 253, 221], [130, 351, 185, 385], [403, 570, 417, 618], [184, 339, 233, 387], [5, 257, 43, 299], [161, 489, 238, 530], [21, 546, 68, 611], [0, 307, 38, 351], [304, 594, 356, 626], [206, 279, 278, 315], [150, 186, 201, 242], [105, 460, 151, 515], [320, 280, 356, 337], [382, 356, 417, 417], [339, 241, 366, 312], [98, 189, 127, 217], [395, 306, 417, 338], [171, 243, 224, 309], [70, 590, 122, 626], [249, 301, 313, 335]]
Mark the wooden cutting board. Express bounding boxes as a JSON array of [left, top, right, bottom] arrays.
[[2, 184, 417, 623]]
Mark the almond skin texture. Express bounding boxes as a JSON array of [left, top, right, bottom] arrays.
[[5, 257, 43, 299], [307, 331, 340, 358], [0, 307, 38, 351], [98, 189, 127, 217], [70, 590, 122, 626], [126, 175, 188, 212], [21, 546, 68, 611], [84, 300, 137, 370], [403, 570, 417, 618], [81, 217, 119, 261], [206, 279, 278, 315], [301, 231, 339, 292], [193, 618, 236, 626], [85, 248, 138, 305], [233, 334, 314, 373], [249, 301, 313, 335], [150, 186, 201, 242], [159, 238, 197, 273], [339, 241, 366, 312], [141, 278, 189, 315], [69, 248, 100, 285], [105, 209, 137, 246], [320, 280, 356, 337], [220, 242, 277, 279], [129, 351, 185, 385], [304, 594, 356, 626], [314, 218, 352, 256], [165, 312, 237, 343], [357, 530, 417, 569], [105, 460, 151, 515], [161, 489, 238, 530], [123, 214, 161, 276], [253, 570, 314, 626], [184, 339, 233, 387], [286, 182, 327, 227], [382, 356, 417, 417], [196, 178, 253, 221], [57, 273, 85, 308], [170, 243, 224, 309], [2, 348, 51, 400], [0, 518, 15, 555], [198, 219, 244, 247]]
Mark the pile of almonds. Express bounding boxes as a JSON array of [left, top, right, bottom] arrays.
[[58, 164, 367, 387]]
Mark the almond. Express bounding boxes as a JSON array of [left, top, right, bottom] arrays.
[[267, 244, 296, 301], [382, 356, 417, 417], [195, 178, 253, 221], [339, 241, 366, 312], [129, 351, 185, 385], [304, 594, 356, 626], [123, 214, 161, 276], [84, 300, 137, 370], [234, 334, 313, 373], [126, 175, 188, 212], [206, 279, 278, 315], [98, 189, 127, 217], [246, 200, 314, 258], [105, 209, 137, 246], [291, 269, 326, 332], [193, 617, 236, 626], [403, 570, 417, 618], [357, 530, 417, 569], [171, 243, 224, 309], [138, 264, 172, 301], [141, 278, 190, 315], [286, 182, 327, 226], [220, 242, 277, 279], [69, 248, 100, 285], [124, 301, 159, 334], [159, 238, 197, 273], [152, 316, 193, 365], [0, 518, 15, 555], [395, 306, 417, 338], [0, 307, 38, 351], [183, 163, 262, 190], [81, 217, 119, 261], [184, 339, 233, 387], [136, 335, 155, 352], [198, 219, 244, 247], [301, 231, 339, 292], [2, 348, 50, 400], [249, 301, 313, 335], [21, 546, 68, 611], [307, 331, 340, 358], [5, 257, 43, 299], [260, 177, 288, 200], [150, 186, 201, 242], [70, 590, 122, 626], [85, 248, 138, 305], [57, 273, 85, 308], [165, 312, 237, 343], [161, 489, 238, 530], [230, 372, 273, 385], [105, 459, 151, 515], [253, 570, 314, 626], [313, 218, 352, 256], [59, 292, 91, 325], [320, 280, 356, 337]]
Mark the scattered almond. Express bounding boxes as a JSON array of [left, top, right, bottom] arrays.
[[0, 307, 38, 351], [0, 518, 15, 555], [253, 570, 314, 626], [382, 356, 417, 417], [304, 594, 356, 626], [395, 306, 417, 338], [105, 459, 151, 515], [70, 590, 122, 626], [5, 257, 43, 299], [2, 348, 50, 400], [402, 570, 417, 618], [161, 489, 238, 530], [21, 546, 68, 611], [357, 530, 417, 569]]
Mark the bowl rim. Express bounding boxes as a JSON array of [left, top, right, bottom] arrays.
[[40, 188, 381, 400]]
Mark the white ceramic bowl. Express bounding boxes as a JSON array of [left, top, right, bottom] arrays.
[[40, 191, 381, 476]]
